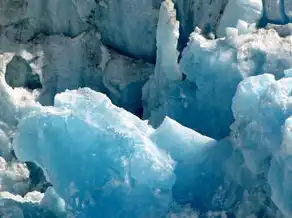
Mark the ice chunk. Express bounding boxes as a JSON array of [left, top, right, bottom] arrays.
[[13, 88, 175, 217], [216, 0, 263, 37], [231, 74, 292, 216], [143, 0, 181, 119], [231, 74, 292, 174], [0, 189, 65, 217]]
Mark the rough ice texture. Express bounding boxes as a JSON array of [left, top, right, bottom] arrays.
[[13, 88, 176, 217], [3, 0, 292, 217], [0, 0, 88, 42], [0, 187, 65, 217], [231, 74, 292, 217], [8, 87, 241, 217], [174, 0, 229, 43], [216, 0, 263, 37], [10, 85, 286, 217], [0, 30, 154, 116], [144, 26, 292, 139], [143, 0, 182, 119]]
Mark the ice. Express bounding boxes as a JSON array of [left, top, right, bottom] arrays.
[[143, 0, 182, 119], [264, 0, 287, 24], [144, 25, 292, 139], [284, 0, 292, 21], [0, 0, 88, 43], [174, 0, 229, 43], [3, 0, 292, 217], [13, 88, 176, 217], [0, 188, 66, 217], [231, 74, 292, 217], [266, 23, 292, 36], [102, 49, 153, 116], [12, 85, 276, 216], [216, 0, 263, 37], [73, 0, 161, 62]]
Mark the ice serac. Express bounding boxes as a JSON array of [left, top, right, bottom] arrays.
[[143, 0, 181, 121], [264, 0, 287, 24], [216, 0, 263, 37], [231, 74, 292, 217], [13, 88, 176, 217]]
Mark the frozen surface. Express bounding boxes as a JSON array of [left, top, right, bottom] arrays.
[[3, 0, 292, 217], [231, 74, 292, 217], [144, 24, 292, 139], [216, 0, 263, 37], [11, 85, 286, 217], [264, 0, 287, 24], [13, 88, 177, 217]]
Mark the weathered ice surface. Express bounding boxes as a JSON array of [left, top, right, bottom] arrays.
[[4, 0, 292, 217], [231, 74, 292, 217], [0, 31, 154, 116], [174, 0, 229, 44], [144, 23, 292, 139], [73, 0, 162, 62]]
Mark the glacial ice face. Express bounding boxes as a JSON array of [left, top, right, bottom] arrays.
[[73, 0, 162, 62], [0, 0, 88, 43]]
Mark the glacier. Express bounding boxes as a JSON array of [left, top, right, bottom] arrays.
[[2, 0, 292, 217]]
